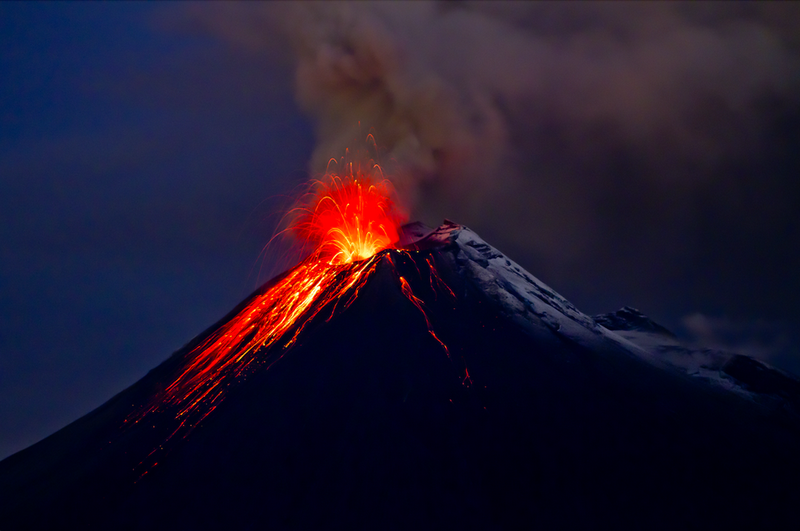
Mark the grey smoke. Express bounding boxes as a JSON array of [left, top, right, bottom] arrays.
[[193, 1, 798, 258], [682, 313, 794, 368], [190, 2, 800, 333]]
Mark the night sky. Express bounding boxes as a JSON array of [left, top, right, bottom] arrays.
[[2, 2, 799, 460]]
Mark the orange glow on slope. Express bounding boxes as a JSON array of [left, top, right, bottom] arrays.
[[129, 157, 458, 476], [399, 275, 449, 357], [131, 166, 406, 433]]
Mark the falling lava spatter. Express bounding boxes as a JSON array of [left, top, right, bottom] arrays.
[[291, 169, 403, 264], [128, 160, 458, 474]]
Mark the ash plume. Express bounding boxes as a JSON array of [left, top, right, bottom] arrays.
[[193, 2, 799, 258], [188, 2, 800, 333]]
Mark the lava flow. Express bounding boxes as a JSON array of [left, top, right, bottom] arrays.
[[128, 160, 455, 468]]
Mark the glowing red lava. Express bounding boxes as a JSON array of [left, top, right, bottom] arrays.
[[292, 172, 404, 265], [129, 158, 456, 477]]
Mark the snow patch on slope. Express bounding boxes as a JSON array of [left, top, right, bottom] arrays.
[[445, 224, 603, 347], [418, 222, 800, 411]]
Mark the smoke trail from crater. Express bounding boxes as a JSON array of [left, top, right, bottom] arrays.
[[194, 2, 800, 265]]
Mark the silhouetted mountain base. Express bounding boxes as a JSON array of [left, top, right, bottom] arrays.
[[2, 223, 799, 530]]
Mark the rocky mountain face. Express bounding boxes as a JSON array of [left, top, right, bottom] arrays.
[[2, 222, 799, 530]]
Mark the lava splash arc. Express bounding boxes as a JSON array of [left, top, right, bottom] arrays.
[[292, 172, 405, 265]]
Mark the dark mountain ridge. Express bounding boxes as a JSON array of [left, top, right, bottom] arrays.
[[594, 306, 676, 337], [1, 222, 799, 530]]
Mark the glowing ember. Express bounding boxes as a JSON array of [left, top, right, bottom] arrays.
[[129, 156, 457, 476], [399, 275, 449, 357], [292, 173, 404, 265]]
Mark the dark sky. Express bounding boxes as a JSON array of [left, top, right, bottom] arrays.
[[0, 2, 314, 459], [2, 2, 799, 460]]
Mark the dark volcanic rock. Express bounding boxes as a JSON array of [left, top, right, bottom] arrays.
[[594, 306, 676, 337], [723, 354, 800, 398], [1, 224, 799, 530]]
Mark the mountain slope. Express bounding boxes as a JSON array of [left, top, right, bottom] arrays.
[[1, 222, 799, 530]]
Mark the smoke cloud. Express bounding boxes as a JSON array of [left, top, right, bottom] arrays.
[[680, 312, 800, 376], [191, 2, 800, 321]]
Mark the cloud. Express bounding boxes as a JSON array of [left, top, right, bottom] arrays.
[[681, 312, 797, 372]]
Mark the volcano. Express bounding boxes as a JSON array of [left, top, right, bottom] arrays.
[[2, 221, 799, 530]]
